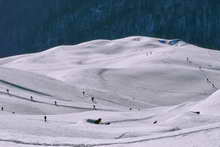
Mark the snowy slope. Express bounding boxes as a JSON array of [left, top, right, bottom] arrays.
[[191, 90, 220, 115], [0, 36, 220, 146], [1, 36, 220, 106]]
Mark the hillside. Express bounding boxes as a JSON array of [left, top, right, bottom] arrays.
[[1, 36, 220, 106], [0, 37, 220, 146]]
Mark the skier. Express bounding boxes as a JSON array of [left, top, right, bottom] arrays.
[[30, 96, 33, 101], [6, 89, 9, 95], [153, 121, 158, 124], [212, 83, 217, 89], [1, 106, 3, 111], [44, 116, 47, 122], [206, 78, 210, 83], [91, 97, 95, 103], [82, 91, 85, 96], [93, 104, 96, 110], [54, 101, 57, 106]]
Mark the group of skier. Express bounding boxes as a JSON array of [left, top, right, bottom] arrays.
[[1, 88, 60, 122], [82, 90, 96, 110], [186, 57, 218, 90]]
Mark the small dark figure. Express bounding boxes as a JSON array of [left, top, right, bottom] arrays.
[[129, 108, 132, 111], [30, 96, 33, 101], [1, 107, 3, 111], [93, 105, 96, 110], [6, 89, 9, 95], [206, 78, 210, 83], [82, 91, 85, 96], [44, 116, 47, 122], [212, 83, 217, 89], [153, 121, 158, 124], [12, 112, 15, 114], [91, 97, 94, 103], [54, 101, 57, 106], [192, 111, 200, 115]]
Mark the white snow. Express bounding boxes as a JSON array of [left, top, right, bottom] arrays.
[[0, 36, 219, 146], [191, 89, 220, 115]]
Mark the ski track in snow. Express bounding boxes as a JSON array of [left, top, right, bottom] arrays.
[[0, 89, 117, 112], [0, 122, 220, 146]]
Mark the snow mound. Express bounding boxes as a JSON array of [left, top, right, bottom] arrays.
[[191, 90, 220, 115]]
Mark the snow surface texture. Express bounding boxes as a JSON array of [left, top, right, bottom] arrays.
[[0, 36, 220, 146]]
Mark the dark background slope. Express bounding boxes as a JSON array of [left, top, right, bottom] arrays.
[[0, 0, 219, 57]]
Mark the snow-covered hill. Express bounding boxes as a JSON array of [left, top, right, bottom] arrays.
[[0, 36, 220, 146], [1, 36, 220, 106]]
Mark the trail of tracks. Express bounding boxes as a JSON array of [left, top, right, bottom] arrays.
[[0, 138, 86, 147], [90, 123, 220, 146], [0, 79, 51, 97], [0, 89, 116, 112], [0, 90, 92, 111], [108, 115, 154, 124], [0, 122, 220, 146]]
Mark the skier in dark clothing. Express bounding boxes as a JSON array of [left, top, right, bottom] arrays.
[[1, 106, 3, 111], [93, 104, 96, 110], [91, 97, 94, 103], [30, 96, 33, 101], [6, 89, 9, 95], [82, 91, 85, 96], [153, 121, 158, 124], [212, 83, 217, 89], [206, 78, 210, 83], [54, 101, 57, 106], [44, 116, 47, 122]]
